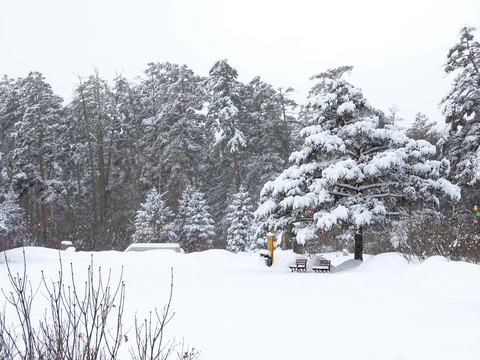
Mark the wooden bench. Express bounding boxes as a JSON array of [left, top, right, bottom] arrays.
[[312, 260, 331, 273], [289, 258, 308, 272]]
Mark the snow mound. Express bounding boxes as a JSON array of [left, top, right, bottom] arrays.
[[355, 252, 409, 275], [421, 255, 449, 265], [333, 259, 362, 272], [2, 246, 61, 264]]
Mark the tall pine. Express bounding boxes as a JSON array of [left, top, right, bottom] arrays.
[[205, 59, 247, 194], [439, 26, 480, 210], [11, 72, 65, 247], [256, 67, 460, 260]]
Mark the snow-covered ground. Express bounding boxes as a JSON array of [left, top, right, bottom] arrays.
[[1, 247, 479, 360]]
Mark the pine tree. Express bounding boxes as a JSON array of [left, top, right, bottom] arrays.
[[175, 185, 215, 252], [406, 112, 440, 147], [10, 72, 65, 247], [439, 26, 480, 186], [0, 75, 18, 186], [68, 71, 119, 249], [137, 63, 209, 212], [226, 187, 255, 252], [256, 67, 460, 260], [277, 86, 300, 161], [0, 187, 25, 249], [202, 60, 250, 242], [132, 188, 174, 243], [108, 74, 148, 249], [205, 59, 247, 194], [242, 77, 289, 203]]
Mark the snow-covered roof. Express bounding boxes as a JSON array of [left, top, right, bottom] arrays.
[[124, 243, 183, 253]]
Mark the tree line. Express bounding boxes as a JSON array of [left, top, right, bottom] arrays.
[[1, 26, 480, 261], [0, 60, 299, 252]]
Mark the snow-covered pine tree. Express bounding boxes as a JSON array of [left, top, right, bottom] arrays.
[[0, 75, 19, 186], [132, 63, 165, 195], [132, 188, 175, 243], [175, 185, 215, 252], [439, 26, 480, 187], [204, 59, 247, 194], [137, 63, 209, 214], [406, 112, 440, 147], [226, 187, 255, 252], [203, 59, 250, 240], [277, 86, 300, 162], [256, 66, 460, 260], [156, 63, 208, 212], [11, 72, 65, 247], [69, 72, 116, 233], [242, 77, 289, 204], [0, 187, 25, 250], [108, 74, 146, 246]]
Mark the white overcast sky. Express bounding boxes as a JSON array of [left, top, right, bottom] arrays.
[[1, 0, 480, 127]]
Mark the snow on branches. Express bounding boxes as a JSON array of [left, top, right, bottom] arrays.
[[256, 67, 460, 258]]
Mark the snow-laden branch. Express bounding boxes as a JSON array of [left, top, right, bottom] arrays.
[[328, 190, 351, 197], [333, 182, 385, 193], [361, 146, 388, 156], [314, 205, 349, 229]]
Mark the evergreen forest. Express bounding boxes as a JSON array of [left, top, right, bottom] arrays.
[[1, 26, 480, 262]]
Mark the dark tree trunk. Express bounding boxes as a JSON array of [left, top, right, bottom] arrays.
[[281, 227, 292, 250], [96, 123, 106, 226], [232, 151, 241, 193], [293, 241, 305, 255], [354, 226, 363, 261]]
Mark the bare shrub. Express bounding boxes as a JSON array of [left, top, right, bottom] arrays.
[[129, 269, 200, 360], [394, 215, 480, 263], [0, 249, 125, 359], [176, 339, 200, 360], [0, 249, 199, 359], [130, 269, 175, 360]]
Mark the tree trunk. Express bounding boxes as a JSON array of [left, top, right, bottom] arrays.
[[37, 117, 52, 247], [86, 136, 98, 225], [232, 151, 241, 193], [96, 123, 106, 226], [293, 241, 305, 254], [281, 225, 294, 250], [76, 163, 82, 200], [78, 81, 98, 225], [354, 226, 363, 261], [157, 145, 163, 194]]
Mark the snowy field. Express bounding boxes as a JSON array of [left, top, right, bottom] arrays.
[[1, 247, 480, 360]]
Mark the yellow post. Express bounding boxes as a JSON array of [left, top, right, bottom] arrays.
[[267, 232, 274, 265]]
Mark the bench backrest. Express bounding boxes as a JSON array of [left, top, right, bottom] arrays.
[[296, 259, 307, 266], [319, 260, 331, 266]]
